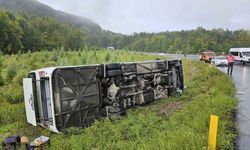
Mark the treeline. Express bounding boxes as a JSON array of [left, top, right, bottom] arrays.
[[84, 27, 250, 54], [111, 28, 250, 54], [1, 10, 250, 54], [0, 10, 86, 54]]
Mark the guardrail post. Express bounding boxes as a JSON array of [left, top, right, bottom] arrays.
[[208, 115, 219, 150]]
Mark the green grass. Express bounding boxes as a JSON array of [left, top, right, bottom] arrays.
[[0, 50, 237, 149]]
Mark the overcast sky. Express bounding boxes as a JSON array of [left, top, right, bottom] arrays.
[[37, 0, 250, 34]]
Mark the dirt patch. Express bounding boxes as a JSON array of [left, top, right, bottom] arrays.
[[157, 102, 183, 117]]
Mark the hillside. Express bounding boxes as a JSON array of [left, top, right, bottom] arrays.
[[0, 0, 102, 32]]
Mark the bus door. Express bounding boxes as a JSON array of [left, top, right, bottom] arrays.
[[23, 78, 37, 126], [40, 78, 53, 126]]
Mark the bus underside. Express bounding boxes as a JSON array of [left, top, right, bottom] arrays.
[[24, 59, 184, 132]]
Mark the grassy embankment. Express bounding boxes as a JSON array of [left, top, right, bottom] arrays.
[[0, 50, 237, 149]]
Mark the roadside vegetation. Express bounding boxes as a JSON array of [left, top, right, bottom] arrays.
[[0, 50, 237, 149]]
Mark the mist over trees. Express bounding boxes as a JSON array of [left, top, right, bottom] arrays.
[[0, 0, 101, 32], [1, 10, 250, 55]]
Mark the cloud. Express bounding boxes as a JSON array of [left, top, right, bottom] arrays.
[[37, 0, 250, 34]]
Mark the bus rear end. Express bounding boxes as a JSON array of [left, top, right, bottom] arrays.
[[23, 68, 59, 133], [23, 66, 101, 132]]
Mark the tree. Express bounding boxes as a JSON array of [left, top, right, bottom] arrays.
[[0, 11, 23, 54], [131, 38, 147, 51]]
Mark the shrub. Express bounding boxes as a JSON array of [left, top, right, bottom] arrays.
[[0, 102, 25, 125], [59, 58, 69, 66], [71, 57, 78, 65], [28, 50, 31, 56], [0, 56, 3, 85], [80, 55, 87, 64], [50, 50, 58, 62], [17, 50, 22, 57], [6, 62, 18, 82], [64, 127, 83, 136], [0, 85, 23, 104], [13, 69, 28, 85], [0, 73, 3, 86], [105, 52, 111, 62]]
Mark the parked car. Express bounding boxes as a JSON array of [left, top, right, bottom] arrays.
[[200, 51, 216, 63], [211, 56, 228, 66]]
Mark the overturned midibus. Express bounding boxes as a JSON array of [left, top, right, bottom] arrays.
[[23, 59, 184, 133]]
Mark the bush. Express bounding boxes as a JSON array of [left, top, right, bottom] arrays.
[[0, 85, 23, 104], [93, 50, 97, 57], [64, 127, 83, 136], [59, 58, 69, 66], [50, 50, 58, 62], [105, 52, 111, 62], [80, 55, 87, 64], [13, 69, 28, 85], [6, 62, 18, 82], [71, 57, 79, 65], [0, 56, 3, 85], [0, 102, 25, 125], [0, 73, 3, 86]]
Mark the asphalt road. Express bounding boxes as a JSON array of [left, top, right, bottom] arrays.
[[217, 63, 250, 150], [164, 54, 250, 149]]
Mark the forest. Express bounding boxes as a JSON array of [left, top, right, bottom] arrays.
[[1, 10, 250, 55]]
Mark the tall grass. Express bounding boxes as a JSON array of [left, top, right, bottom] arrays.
[[0, 50, 237, 149]]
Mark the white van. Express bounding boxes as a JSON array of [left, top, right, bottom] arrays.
[[229, 48, 250, 64]]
